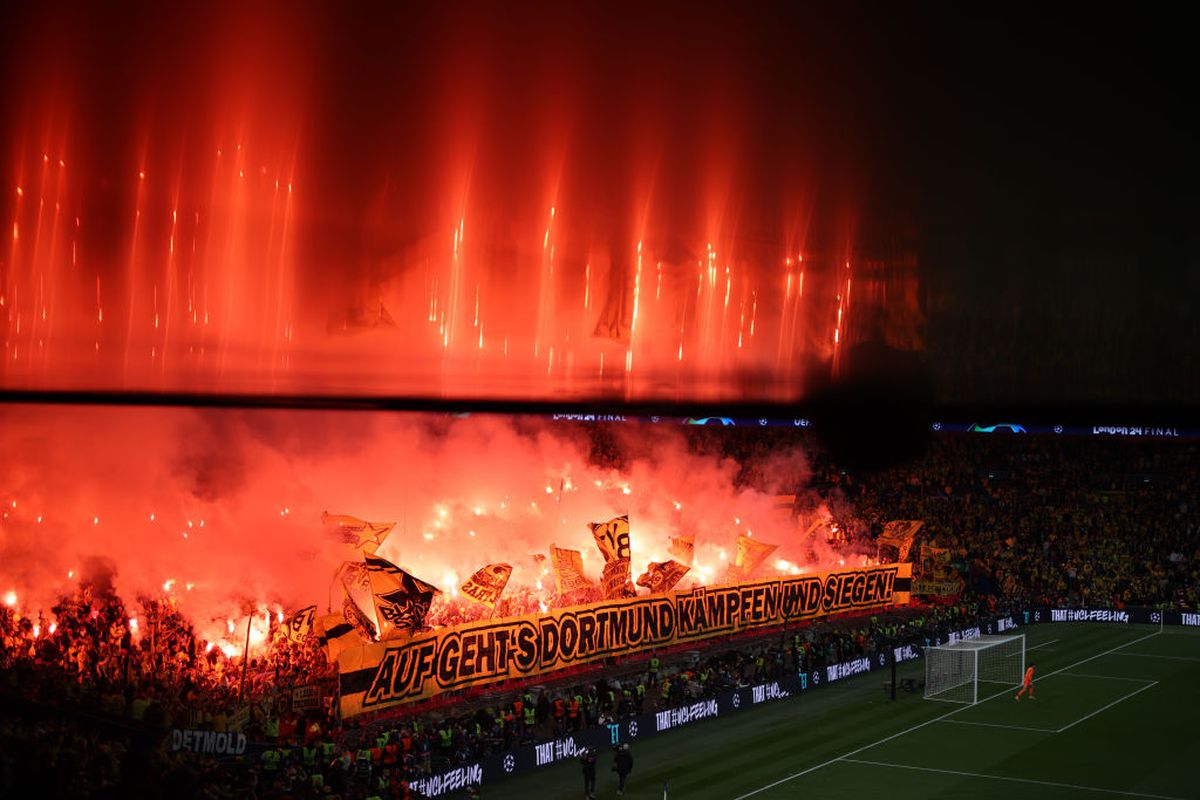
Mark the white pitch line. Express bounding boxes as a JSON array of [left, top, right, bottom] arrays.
[[730, 628, 1163, 800], [1060, 672, 1157, 683], [1027, 638, 1060, 651], [839, 757, 1184, 800], [1115, 651, 1200, 662], [1056, 681, 1158, 733], [939, 718, 1056, 733]]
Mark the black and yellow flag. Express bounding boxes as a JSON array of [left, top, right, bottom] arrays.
[[589, 515, 631, 562], [282, 605, 317, 643], [878, 520, 924, 562], [342, 596, 378, 641], [461, 563, 514, 608], [364, 555, 440, 639], [315, 613, 362, 661], [771, 494, 798, 515], [635, 560, 691, 594], [590, 515, 635, 598], [322, 511, 396, 556]]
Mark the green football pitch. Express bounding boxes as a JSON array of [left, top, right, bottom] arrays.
[[479, 623, 1200, 799]]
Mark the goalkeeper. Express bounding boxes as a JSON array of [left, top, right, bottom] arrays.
[[1015, 662, 1036, 701]]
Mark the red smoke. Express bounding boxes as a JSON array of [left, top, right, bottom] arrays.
[[0, 405, 866, 648]]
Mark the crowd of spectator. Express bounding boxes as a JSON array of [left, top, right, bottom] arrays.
[[682, 427, 1198, 611], [812, 435, 1199, 610], [2, 430, 1196, 798], [0, 586, 985, 799], [319, 601, 989, 796]]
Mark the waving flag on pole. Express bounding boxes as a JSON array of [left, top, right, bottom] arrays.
[[636, 560, 691, 594], [590, 515, 636, 598], [342, 595, 378, 640], [877, 520, 924, 562], [601, 560, 637, 599], [550, 545, 593, 594], [322, 511, 395, 556], [315, 613, 362, 661], [727, 534, 778, 581], [460, 563, 514, 608], [364, 555, 440, 639], [668, 533, 695, 565], [282, 605, 317, 643], [589, 515, 631, 562]]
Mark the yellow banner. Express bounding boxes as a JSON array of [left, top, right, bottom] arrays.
[[911, 577, 963, 597], [338, 562, 911, 717]]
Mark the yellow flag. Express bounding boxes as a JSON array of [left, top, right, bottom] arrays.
[[315, 612, 362, 661], [460, 564, 514, 608], [733, 533, 778, 578], [589, 515, 631, 563], [635, 560, 691, 594], [879, 520, 923, 561], [601, 559, 637, 599], [668, 534, 695, 565], [364, 555, 440, 640], [282, 605, 316, 643], [550, 545, 592, 594], [322, 511, 395, 555]]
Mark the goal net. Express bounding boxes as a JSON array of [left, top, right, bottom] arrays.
[[924, 634, 1025, 704]]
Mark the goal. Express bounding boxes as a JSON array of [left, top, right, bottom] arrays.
[[923, 634, 1025, 704]]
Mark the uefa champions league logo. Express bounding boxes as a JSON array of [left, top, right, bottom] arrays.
[[878, 653, 886, 667], [731, 694, 741, 708], [1151, 612, 1162, 623], [503, 755, 515, 773], [627, 721, 638, 738]]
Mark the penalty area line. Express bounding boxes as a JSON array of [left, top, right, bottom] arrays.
[[938, 718, 1056, 733], [1115, 651, 1200, 662], [1060, 672, 1156, 683], [1027, 638, 1060, 651], [1056, 680, 1158, 733], [839, 758, 1185, 800], [729, 628, 1163, 800]]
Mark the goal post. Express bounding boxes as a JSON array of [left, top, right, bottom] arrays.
[[924, 634, 1025, 704]]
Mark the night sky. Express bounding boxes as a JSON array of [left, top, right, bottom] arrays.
[[1, 3, 1195, 408]]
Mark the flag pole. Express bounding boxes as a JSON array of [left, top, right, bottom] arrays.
[[329, 561, 349, 614], [240, 610, 253, 700]]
